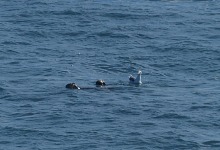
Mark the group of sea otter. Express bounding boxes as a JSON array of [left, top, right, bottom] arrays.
[[66, 70, 142, 89]]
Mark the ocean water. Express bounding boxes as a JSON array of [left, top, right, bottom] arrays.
[[0, 0, 220, 149]]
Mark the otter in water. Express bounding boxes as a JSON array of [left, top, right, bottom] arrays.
[[66, 80, 106, 89], [96, 80, 106, 86], [66, 83, 80, 89]]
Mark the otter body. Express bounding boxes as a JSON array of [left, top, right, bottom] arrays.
[[66, 83, 80, 89], [96, 80, 106, 86]]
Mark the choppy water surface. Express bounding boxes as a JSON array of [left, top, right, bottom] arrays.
[[0, 0, 220, 149]]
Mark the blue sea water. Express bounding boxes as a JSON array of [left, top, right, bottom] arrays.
[[0, 0, 220, 149]]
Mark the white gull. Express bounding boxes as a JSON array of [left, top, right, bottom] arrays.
[[129, 70, 142, 84]]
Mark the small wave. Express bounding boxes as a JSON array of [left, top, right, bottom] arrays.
[[0, 87, 5, 92], [55, 9, 81, 16], [21, 30, 47, 38], [0, 141, 11, 145], [103, 12, 133, 19], [102, 12, 146, 20], [114, 108, 140, 116], [35, 9, 81, 17], [2, 126, 58, 137], [127, 131, 142, 136], [133, 121, 155, 128], [190, 105, 212, 110], [203, 140, 220, 147], [96, 31, 130, 38], [154, 113, 189, 119], [20, 104, 32, 108], [2, 41, 31, 45], [2, 41, 16, 45], [18, 12, 31, 18], [26, 1, 48, 6], [8, 61, 20, 65], [135, 33, 154, 39], [208, 35, 220, 40], [60, 31, 85, 37], [11, 112, 35, 118], [17, 41, 31, 45]]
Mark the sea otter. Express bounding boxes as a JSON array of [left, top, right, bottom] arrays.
[[66, 80, 106, 89], [96, 80, 106, 86], [66, 83, 80, 89]]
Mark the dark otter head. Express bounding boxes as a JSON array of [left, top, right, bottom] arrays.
[[96, 80, 106, 86], [66, 83, 80, 89]]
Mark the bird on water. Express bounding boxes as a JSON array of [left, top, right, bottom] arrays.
[[129, 70, 142, 84]]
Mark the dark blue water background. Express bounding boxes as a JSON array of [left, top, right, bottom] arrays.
[[0, 0, 220, 149]]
